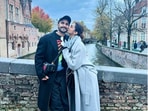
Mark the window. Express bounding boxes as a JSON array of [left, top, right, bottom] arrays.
[[14, 26, 16, 30], [28, 42, 30, 47], [9, 4, 13, 21], [12, 41, 15, 50], [141, 18, 146, 28], [24, 17, 27, 24], [22, 41, 25, 48], [141, 7, 146, 14], [133, 33, 137, 41], [133, 21, 138, 28], [15, 7, 19, 22], [141, 32, 145, 41]]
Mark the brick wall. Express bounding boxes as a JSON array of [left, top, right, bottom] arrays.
[[99, 81, 147, 111], [0, 73, 38, 111], [0, 58, 147, 111]]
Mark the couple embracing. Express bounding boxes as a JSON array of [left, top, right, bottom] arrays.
[[35, 15, 100, 111]]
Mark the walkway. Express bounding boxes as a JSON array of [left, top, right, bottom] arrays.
[[141, 48, 148, 55]]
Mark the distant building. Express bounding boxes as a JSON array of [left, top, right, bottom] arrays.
[[0, 0, 39, 58], [131, 0, 147, 43], [113, 0, 147, 48]]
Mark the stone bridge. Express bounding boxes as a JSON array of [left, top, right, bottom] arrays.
[[0, 58, 147, 111]]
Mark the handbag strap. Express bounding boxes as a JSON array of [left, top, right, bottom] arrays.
[[51, 37, 77, 64], [51, 48, 63, 64]]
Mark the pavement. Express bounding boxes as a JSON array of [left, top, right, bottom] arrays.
[[140, 48, 148, 55], [132, 47, 148, 55]]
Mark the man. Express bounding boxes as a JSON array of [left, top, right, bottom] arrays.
[[35, 15, 71, 111]]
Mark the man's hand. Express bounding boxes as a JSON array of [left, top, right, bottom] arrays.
[[42, 76, 49, 80]]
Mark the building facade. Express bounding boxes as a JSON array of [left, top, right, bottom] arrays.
[[0, 0, 39, 58], [0, 0, 7, 57], [114, 0, 147, 49], [131, 0, 147, 45]]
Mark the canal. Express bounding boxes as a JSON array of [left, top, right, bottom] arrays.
[[21, 44, 121, 67], [85, 44, 121, 67]]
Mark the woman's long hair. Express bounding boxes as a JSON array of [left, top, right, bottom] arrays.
[[74, 22, 84, 39]]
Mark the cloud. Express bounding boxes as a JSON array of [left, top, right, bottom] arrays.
[[32, 0, 98, 30]]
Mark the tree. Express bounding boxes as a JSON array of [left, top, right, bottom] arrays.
[[93, 0, 110, 45], [31, 6, 53, 33], [112, 14, 125, 47], [115, 0, 147, 50], [72, 21, 91, 38], [79, 21, 91, 38]]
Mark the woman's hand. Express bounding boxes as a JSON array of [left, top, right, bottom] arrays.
[[64, 40, 69, 48], [42, 76, 49, 80]]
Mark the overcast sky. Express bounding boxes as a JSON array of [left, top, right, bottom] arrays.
[[32, 0, 98, 31]]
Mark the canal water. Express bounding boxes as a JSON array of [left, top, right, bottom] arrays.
[[22, 44, 121, 67], [86, 44, 121, 67]]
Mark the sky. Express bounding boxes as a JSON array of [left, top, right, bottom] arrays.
[[31, 0, 98, 31]]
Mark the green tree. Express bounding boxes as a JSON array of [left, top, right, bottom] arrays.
[[93, 0, 110, 44], [31, 6, 53, 33]]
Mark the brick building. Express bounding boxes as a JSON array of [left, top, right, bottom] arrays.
[[0, 0, 39, 58]]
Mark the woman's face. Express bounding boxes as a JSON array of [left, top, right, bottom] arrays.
[[68, 22, 77, 36]]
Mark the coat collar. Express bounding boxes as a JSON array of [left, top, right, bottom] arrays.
[[50, 30, 68, 52]]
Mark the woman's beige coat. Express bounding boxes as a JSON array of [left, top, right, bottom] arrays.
[[62, 36, 100, 111]]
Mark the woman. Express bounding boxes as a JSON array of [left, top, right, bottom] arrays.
[[62, 22, 100, 111]]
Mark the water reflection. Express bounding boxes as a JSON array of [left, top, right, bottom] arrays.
[[22, 53, 35, 60], [86, 44, 121, 67], [21, 44, 121, 67]]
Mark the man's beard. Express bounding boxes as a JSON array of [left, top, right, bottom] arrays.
[[58, 27, 68, 34]]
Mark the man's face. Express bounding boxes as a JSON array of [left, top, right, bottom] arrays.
[[58, 20, 70, 34]]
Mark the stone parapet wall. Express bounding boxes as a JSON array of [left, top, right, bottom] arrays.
[[0, 73, 38, 111], [99, 81, 147, 111], [0, 58, 147, 111], [97, 44, 148, 69]]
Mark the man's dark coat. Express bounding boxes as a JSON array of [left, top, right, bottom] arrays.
[[35, 30, 68, 111]]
